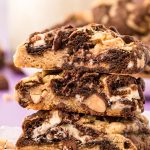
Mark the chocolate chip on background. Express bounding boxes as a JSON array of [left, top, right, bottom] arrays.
[[0, 75, 9, 90]]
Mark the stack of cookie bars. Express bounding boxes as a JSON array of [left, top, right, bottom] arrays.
[[14, 24, 150, 150]]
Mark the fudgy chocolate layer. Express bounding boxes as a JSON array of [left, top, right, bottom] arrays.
[[14, 24, 150, 74], [50, 69, 145, 99], [16, 110, 150, 150]]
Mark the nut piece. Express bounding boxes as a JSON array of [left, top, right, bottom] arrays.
[[30, 94, 41, 104], [41, 90, 48, 98], [84, 94, 106, 113]]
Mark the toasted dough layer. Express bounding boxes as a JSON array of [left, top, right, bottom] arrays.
[[15, 70, 145, 117], [16, 110, 150, 150], [14, 24, 150, 74]]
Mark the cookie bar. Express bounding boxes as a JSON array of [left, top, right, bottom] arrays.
[[16, 110, 150, 150], [15, 69, 145, 117], [14, 24, 150, 74]]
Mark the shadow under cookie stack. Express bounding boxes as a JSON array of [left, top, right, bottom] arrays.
[[14, 24, 150, 150]]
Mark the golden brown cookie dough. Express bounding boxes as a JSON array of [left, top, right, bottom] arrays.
[[15, 70, 145, 117], [16, 110, 150, 150], [14, 24, 150, 74], [0, 139, 15, 149]]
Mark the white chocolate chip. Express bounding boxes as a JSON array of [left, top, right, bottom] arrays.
[[61, 124, 91, 144], [127, 61, 134, 68], [33, 34, 46, 47], [75, 94, 84, 102], [32, 110, 62, 139]]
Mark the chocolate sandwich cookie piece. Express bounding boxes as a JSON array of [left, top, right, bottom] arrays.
[[15, 70, 145, 117], [16, 110, 150, 150], [51, 11, 92, 29], [14, 24, 150, 74]]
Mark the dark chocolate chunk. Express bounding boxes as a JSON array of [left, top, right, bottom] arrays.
[[121, 35, 135, 44]]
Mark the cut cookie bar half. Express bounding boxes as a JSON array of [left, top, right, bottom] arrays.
[[15, 69, 145, 117], [16, 110, 150, 150], [14, 24, 150, 74]]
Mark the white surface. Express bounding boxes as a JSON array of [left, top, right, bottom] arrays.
[[0, 126, 21, 144], [0, 111, 150, 145]]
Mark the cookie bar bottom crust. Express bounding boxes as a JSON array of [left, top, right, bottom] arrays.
[[16, 135, 138, 150], [16, 145, 109, 150], [16, 145, 61, 150], [16, 133, 150, 150]]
